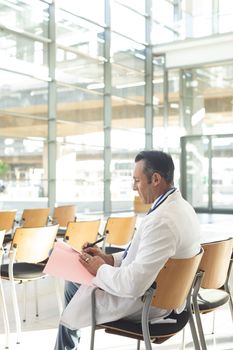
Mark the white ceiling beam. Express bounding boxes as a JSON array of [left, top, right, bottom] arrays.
[[153, 32, 233, 69]]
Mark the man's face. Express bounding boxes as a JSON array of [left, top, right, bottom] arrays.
[[133, 159, 156, 204]]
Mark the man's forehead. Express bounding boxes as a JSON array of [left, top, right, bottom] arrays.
[[133, 160, 145, 175]]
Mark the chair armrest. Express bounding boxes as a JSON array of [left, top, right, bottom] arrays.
[[140, 284, 157, 343], [224, 258, 233, 292], [190, 270, 205, 313]]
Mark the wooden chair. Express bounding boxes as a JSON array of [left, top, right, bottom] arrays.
[[53, 205, 76, 227], [0, 229, 10, 349], [90, 249, 204, 350], [64, 219, 101, 251], [20, 207, 50, 228], [104, 215, 137, 254], [52, 205, 77, 237], [0, 224, 59, 344], [192, 238, 233, 350], [0, 210, 17, 245]]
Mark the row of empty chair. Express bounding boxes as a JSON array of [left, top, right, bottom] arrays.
[[0, 206, 137, 253], [0, 205, 76, 239], [0, 194, 153, 242]]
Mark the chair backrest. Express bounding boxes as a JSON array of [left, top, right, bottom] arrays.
[[152, 249, 203, 310], [53, 205, 76, 227], [105, 216, 136, 246], [133, 196, 151, 214], [199, 237, 233, 289], [12, 224, 59, 263], [21, 208, 50, 228], [0, 210, 17, 232], [65, 220, 101, 251], [0, 230, 6, 247]]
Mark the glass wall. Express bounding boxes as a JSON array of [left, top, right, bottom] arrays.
[[55, 7, 105, 212], [0, 0, 233, 215], [0, 0, 149, 214], [111, 31, 146, 211], [0, 0, 49, 212], [151, 0, 233, 44], [180, 63, 233, 135]]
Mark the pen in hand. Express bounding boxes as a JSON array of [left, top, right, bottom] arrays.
[[85, 236, 105, 248]]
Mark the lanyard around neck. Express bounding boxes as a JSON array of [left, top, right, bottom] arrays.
[[147, 187, 176, 215]]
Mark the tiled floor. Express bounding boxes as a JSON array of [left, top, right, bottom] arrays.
[[0, 214, 232, 350]]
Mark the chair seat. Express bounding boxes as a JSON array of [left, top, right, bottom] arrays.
[[56, 227, 66, 238], [99, 310, 189, 341], [197, 288, 229, 312], [1, 263, 46, 280]]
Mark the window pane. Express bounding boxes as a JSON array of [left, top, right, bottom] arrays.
[[113, 0, 145, 13], [0, 0, 49, 37], [181, 63, 233, 135], [111, 2, 145, 43], [111, 32, 145, 210], [212, 136, 233, 210], [0, 136, 48, 208], [219, 0, 233, 33], [56, 140, 104, 211], [184, 137, 209, 208], [0, 70, 48, 118], [56, 0, 105, 25], [0, 31, 48, 74]]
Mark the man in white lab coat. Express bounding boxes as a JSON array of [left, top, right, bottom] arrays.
[[54, 150, 200, 350]]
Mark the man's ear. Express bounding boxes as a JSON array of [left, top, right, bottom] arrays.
[[152, 172, 162, 185]]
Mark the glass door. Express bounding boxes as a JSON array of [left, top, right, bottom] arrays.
[[181, 134, 233, 213], [181, 135, 210, 211], [212, 135, 233, 210]]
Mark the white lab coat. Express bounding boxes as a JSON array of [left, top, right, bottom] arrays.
[[60, 190, 200, 330]]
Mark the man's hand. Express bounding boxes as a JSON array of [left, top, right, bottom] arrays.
[[82, 243, 114, 266], [79, 252, 106, 276]]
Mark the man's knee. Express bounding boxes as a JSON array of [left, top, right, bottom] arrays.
[[64, 281, 80, 306]]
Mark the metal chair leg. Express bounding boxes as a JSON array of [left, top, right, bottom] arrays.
[[0, 279, 10, 348], [90, 287, 98, 350], [224, 259, 233, 321], [54, 278, 63, 315], [192, 300, 207, 350], [35, 280, 39, 317], [181, 327, 186, 350], [188, 311, 202, 350], [23, 283, 27, 322], [136, 339, 140, 350], [10, 280, 21, 343], [211, 311, 215, 334], [9, 248, 21, 344], [188, 271, 203, 350], [141, 288, 154, 350], [228, 295, 233, 321]]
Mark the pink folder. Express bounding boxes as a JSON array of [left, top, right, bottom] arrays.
[[43, 241, 94, 285]]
